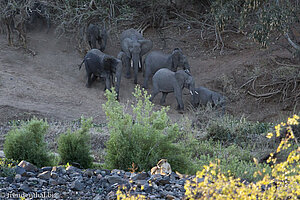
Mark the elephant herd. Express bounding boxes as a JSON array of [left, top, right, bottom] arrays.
[[79, 25, 226, 114]]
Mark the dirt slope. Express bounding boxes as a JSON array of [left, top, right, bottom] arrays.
[[0, 28, 297, 126]]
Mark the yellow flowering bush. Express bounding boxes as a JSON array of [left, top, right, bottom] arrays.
[[185, 115, 300, 199]]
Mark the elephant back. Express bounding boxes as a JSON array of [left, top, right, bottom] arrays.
[[120, 28, 143, 41]]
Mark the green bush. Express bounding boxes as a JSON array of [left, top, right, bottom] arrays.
[[0, 158, 17, 177], [103, 86, 192, 173], [57, 117, 93, 168], [4, 118, 53, 167], [206, 115, 271, 147]]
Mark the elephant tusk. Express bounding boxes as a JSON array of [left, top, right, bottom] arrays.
[[190, 90, 193, 95], [195, 91, 199, 95], [115, 77, 117, 82]]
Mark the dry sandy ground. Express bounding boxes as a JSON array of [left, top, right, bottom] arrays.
[[0, 27, 297, 127]]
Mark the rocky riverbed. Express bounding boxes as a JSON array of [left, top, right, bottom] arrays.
[[0, 160, 194, 199]]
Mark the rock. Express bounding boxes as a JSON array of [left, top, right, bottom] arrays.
[[41, 166, 52, 172], [20, 183, 31, 192], [51, 172, 58, 179], [83, 169, 94, 177], [107, 175, 127, 185], [26, 172, 36, 177], [0, 150, 5, 158], [5, 176, 13, 184], [131, 172, 149, 181], [66, 166, 80, 174], [37, 171, 51, 180], [15, 174, 22, 182], [49, 179, 58, 186], [14, 166, 26, 176], [18, 160, 37, 172], [71, 179, 84, 191]]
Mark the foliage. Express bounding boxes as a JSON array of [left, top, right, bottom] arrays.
[[3, 118, 53, 168], [206, 115, 272, 147], [0, 158, 17, 177], [184, 115, 300, 199], [210, 0, 298, 48], [57, 116, 93, 169], [103, 86, 191, 173]]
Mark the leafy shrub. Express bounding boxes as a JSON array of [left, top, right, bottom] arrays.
[[4, 118, 53, 167], [0, 158, 17, 177], [185, 115, 300, 199], [103, 86, 191, 173], [207, 115, 271, 147], [57, 117, 93, 169]]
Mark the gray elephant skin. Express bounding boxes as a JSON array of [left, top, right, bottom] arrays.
[[79, 49, 122, 98], [150, 68, 196, 112], [192, 86, 226, 114], [143, 48, 190, 89], [120, 28, 153, 84], [27, 1, 50, 33], [87, 24, 107, 52]]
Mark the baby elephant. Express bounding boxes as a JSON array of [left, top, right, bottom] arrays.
[[143, 48, 190, 89], [192, 86, 226, 115], [87, 24, 107, 52], [79, 49, 121, 94], [150, 68, 196, 112]]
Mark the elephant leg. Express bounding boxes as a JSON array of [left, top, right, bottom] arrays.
[[149, 88, 160, 102], [160, 92, 168, 105], [134, 65, 138, 84], [91, 74, 97, 83], [104, 73, 112, 91], [91, 36, 97, 49], [124, 56, 131, 79], [174, 88, 184, 111], [86, 72, 93, 88]]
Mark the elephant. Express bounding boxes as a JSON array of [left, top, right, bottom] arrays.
[[79, 49, 121, 94], [27, 1, 50, 33], [143, 48, 191, 89], [149, 68, 196, 112], [87, 23, 108, 52], [114, 51, 126, 100], [120, 28, 153, 84], [192, 86, 226, 115]]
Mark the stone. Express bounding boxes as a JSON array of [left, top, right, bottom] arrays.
[[14, 166, 26, 176], [26, 172, 36, 177], [83, 169, 94, 177], [18, 160, 37, 172], [131, 172, 149, 181], [41, 166, 52, 172], [49, 179, 58, 186], [37, 171, 51, 180], [71, 179, 84, 191], [107, 175, 127, 185], [51, 172, 58, 179], [15, 174, 22, 182], [20, 183, 31, 192], [66, 166, 80, 174]]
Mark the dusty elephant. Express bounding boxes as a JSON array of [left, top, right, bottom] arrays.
[[79, 49, 121, 96], [87, 23, 108, 52], [150, 68, 196, 112], [192, 86, 226, 115], [27, 1, 51, 33], [120, 28, 153, 84], [143, 48, 191, 89]]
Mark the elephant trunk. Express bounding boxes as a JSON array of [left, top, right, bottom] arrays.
[[132, 53, 140, 84]]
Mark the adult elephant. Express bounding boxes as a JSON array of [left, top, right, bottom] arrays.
[[192, 86, 226, 115], [120, 28, 153, 84], [79, 49, 121, 98], [143, 48, 191, 89], [150, 68, 196, 112], [87, 24, 108, 52]]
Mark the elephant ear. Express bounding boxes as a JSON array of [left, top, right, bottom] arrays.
[[138, 39, 153, 56], [103, 56, 119, 74], [121, 38, 133, 58]]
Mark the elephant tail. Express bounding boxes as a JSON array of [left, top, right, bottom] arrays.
[[78, 59, 85, 70]]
